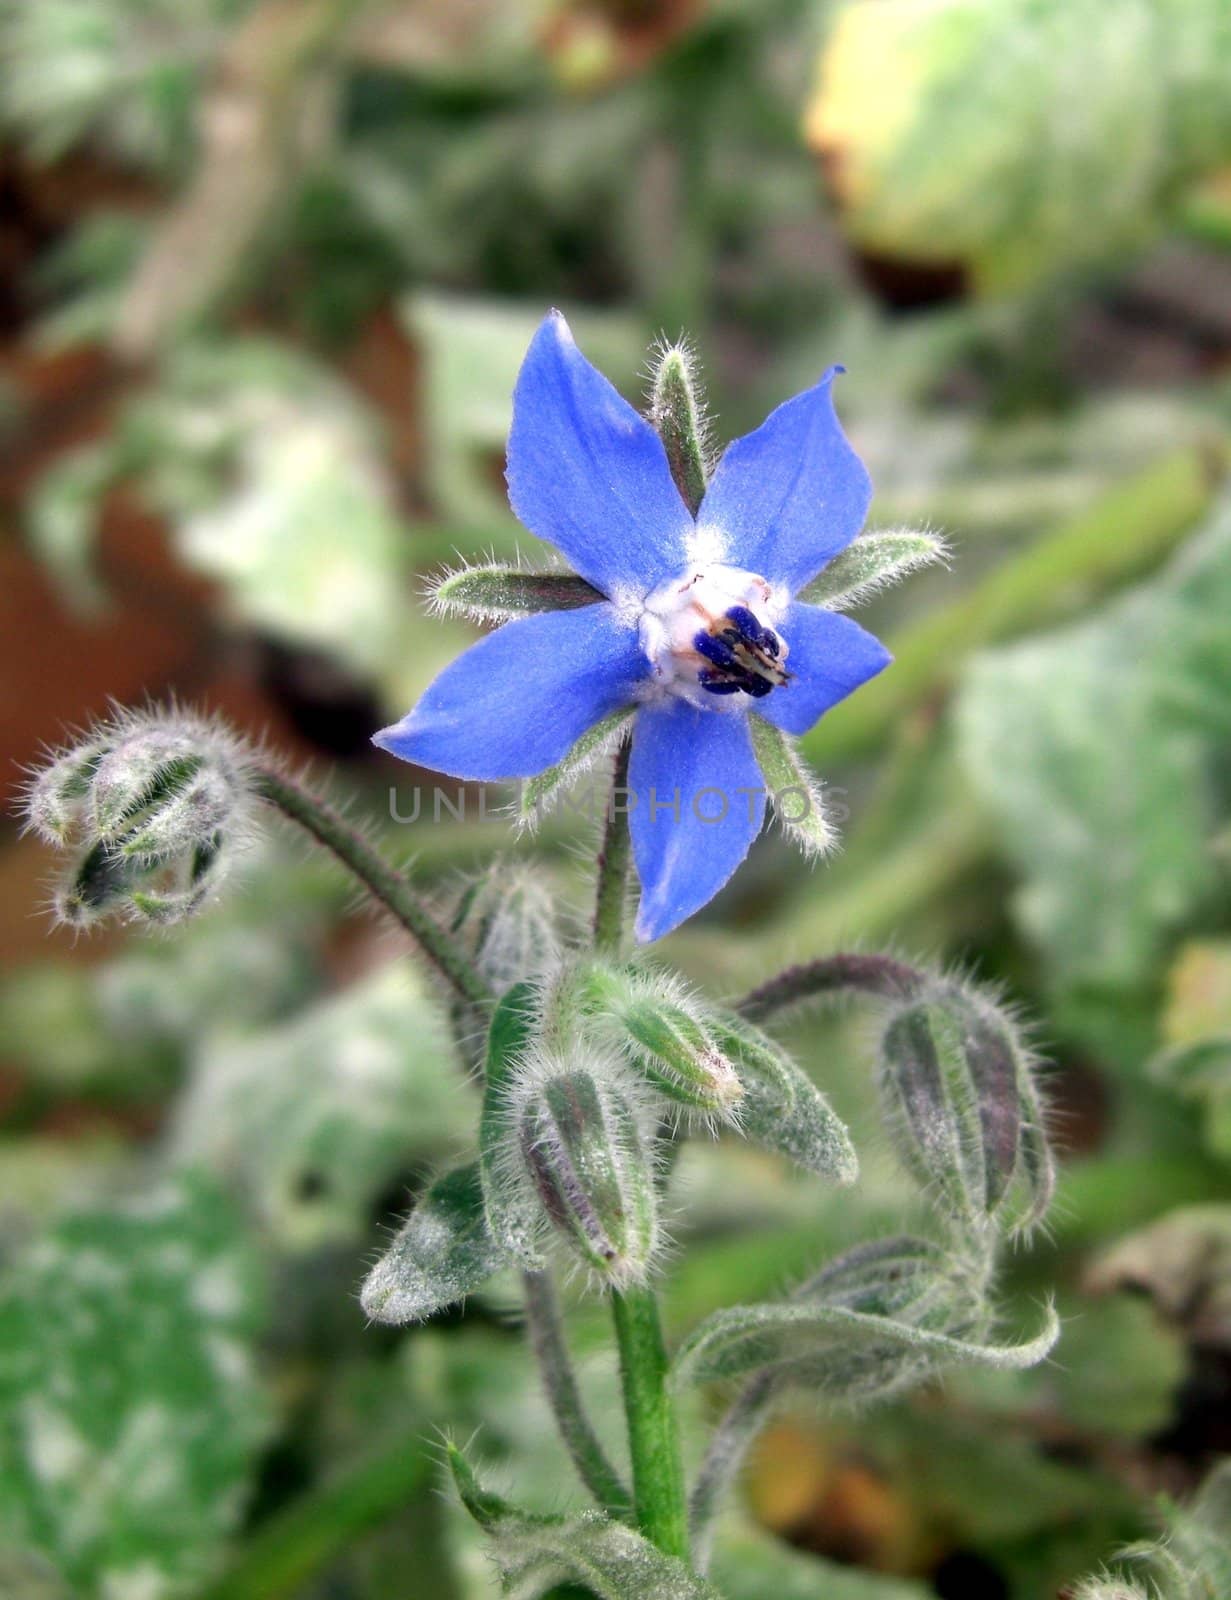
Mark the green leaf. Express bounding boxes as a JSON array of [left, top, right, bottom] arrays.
[[712, 1524, 929, 1600], [748, 721, 836, 859], [672, 1235, 1057, 1392], [429, 563, 603, 623], [360, 1161, 504, 1325], [448, 1444, 722, 1599], [648, 343, 711, 516], [0, 1173, 269, 1598], [957, 493, 1231, 995], [171, 960, 465, 1249], [709, 1016, 858, 1184], [807, 0, 1231, 291], [798, 529, 947, 612]]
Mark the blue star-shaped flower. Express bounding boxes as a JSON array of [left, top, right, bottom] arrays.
[[375, 311, 891, 943]]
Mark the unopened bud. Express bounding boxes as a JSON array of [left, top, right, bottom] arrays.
[[575, 963, 742, 1119], [519, 1063, 658, 1288], [878, 982, 1054, 1234], [28, 708, 254, 931], [447, 862, 558, 988]]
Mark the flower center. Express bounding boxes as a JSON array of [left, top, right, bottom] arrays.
[[639, 565, 790, 706]]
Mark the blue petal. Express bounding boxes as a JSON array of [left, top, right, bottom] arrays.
[[505, 312, 694, 597], [697, 367, 871, 593], [754, 602, 891, 736], [629, 702, 766, 944], [374, 604, 647, 780]]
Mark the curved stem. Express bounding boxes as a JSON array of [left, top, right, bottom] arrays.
[[737, 952, 924, 1024], [522, 1269, 632, 1519], [592, 736, 633, 955], [688, 1374, 775, 1574], [610, 1283, 690, 1562], [251, 764, 491, 1008]]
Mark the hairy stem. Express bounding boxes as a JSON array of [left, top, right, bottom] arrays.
[[592, 736, 634, 955], [251, 765, 491, 1008], [522, 1269, 633, 1519], [689, 1374, 775, 1574], [737, 953, 924, 1024], [610, 1283, 691, 1562]]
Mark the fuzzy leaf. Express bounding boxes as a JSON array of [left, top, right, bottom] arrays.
[[799, 529, 947, 612], [0, 1174, 269, 1598], [710, 1016, 858, 1184], [360, 1161, 504, 1325], [649, 344, 710, 515], [673, 1261, 1057, 1392], [748, 720, 836, 858], [430, 564, 603, 623], [449, 1445, 721, 1599]]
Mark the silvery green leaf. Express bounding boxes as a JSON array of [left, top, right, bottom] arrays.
[[171, 960, 465, 1249], [799, 529, 947, 612], [428, 563, 602, 622], [360, 1162, 504, 1325], [448, 1444, 721, 1600], [712, 1524, 930, 1600], [519, 707, 635, 827], [672, 1262, 1057, 1392], [748, 720, 836, 858], [0, 1174, 269, 1599], [479, 983, 547, 1268], [709, 1016, 858, 1184]]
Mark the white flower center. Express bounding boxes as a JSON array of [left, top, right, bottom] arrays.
[[638, 564, 791, 709]]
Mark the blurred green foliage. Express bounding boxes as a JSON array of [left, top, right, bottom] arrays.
[[3, 0, 1231, 1595]]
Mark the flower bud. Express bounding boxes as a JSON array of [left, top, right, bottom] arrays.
[[27, 708, 254, 931], [573, 963, 742, 1120], [518, 1062, 658, 1288], [877, 981, 1054, 1235], [446, 862, 558, 988]]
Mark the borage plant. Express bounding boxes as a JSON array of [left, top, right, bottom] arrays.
[[26, 315, 1058, 1597]]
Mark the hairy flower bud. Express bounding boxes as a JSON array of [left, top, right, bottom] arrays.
[[25, 708, 255, 930], [877, 981, 1054, 1235], [446, 862, 559, 988], [517, 1061, 659, 1289], [572, 962, 743, 1119]]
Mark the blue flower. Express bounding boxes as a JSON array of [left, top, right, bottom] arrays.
[[375, 312, 891, 943]]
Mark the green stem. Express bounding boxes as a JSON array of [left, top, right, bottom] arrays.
[[610, 1283, 691, 1563], [592, 736, 634, 955], [251, 764, 491, 1008], [200, 1437, 431, 1600], [802, 444, 1225, 768], [522, 1269, 633, 1519]]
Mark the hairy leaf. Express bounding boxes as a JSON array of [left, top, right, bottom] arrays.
[[361, 1161, 504, 1325], [799, 529, 947, 612], [429, 564, 603, 623]]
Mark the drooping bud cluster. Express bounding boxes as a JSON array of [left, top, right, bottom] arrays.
[[23, 708, 256, 929], [472, 964, 858, 1291], [876, 975, 1054, 1236]]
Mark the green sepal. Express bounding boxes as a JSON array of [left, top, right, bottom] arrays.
[[648, 343, 710, 515], [360, 1161, 504, 1325], [710, 1015, 858, 1184], [479, 982, 546, 1268], [520, 707, 636, 827], [448, 1443, 723, 1599], [799, 529, 947, 611], [430, 564, 602, 623], [748, 719, 835, 858]]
